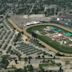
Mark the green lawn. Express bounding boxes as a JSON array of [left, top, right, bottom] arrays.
[[26, 24, 72, 54]]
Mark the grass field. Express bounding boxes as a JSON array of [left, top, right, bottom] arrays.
[[26, 24, 72, 54]]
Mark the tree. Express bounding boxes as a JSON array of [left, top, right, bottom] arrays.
[[36, 55, 41, 59], [15, 69, 23, 72], [39, 64, 45, 72], [28, 56, 32, 64], [1, 55, 9, 68], [42, 55, 45, 63], [58, 66, 63, 72], [24, 66, 27, 72], [32, 31, 37, 38], [27, 65, 34, 72], [24, 57, 28, 63]]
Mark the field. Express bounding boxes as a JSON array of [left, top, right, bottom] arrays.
[[26, 24, 72, 54]]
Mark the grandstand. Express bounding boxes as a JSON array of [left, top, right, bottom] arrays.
[[9, 14, 52, 29]]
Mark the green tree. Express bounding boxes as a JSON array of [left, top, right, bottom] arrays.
[[15, 68, 23, 72], [27, 65, 34, 72], [1, 55, 9, 68]]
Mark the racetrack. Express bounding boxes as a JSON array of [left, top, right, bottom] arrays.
[[26, 23, 72, 54]]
